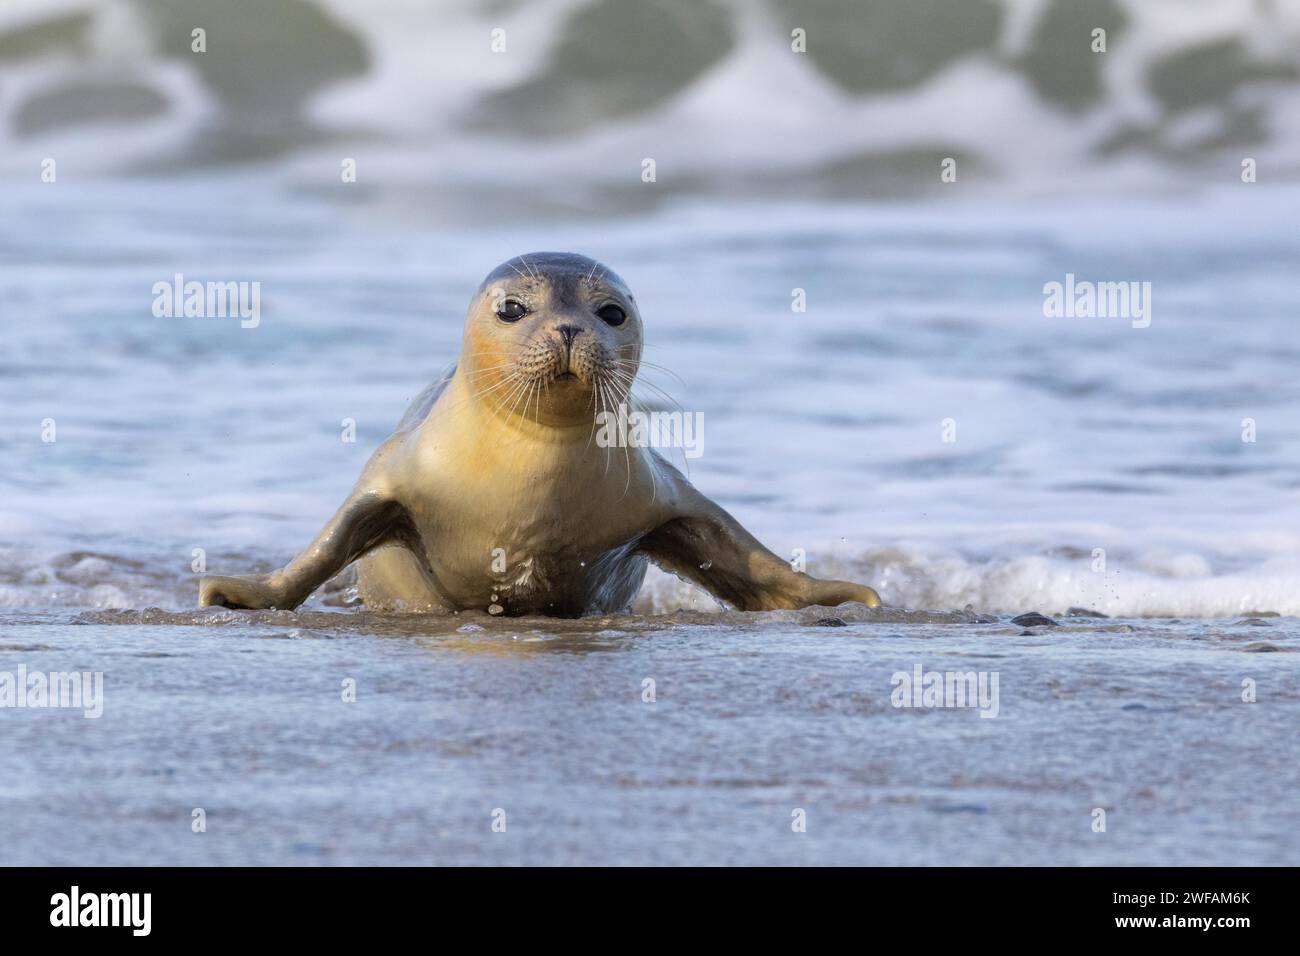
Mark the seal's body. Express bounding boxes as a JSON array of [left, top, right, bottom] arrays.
[[199, 253, 881, 616]]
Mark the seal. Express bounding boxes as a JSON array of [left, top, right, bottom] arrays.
[[199, 253, 882, 616]]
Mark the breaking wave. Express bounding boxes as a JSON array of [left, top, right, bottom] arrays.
[[3, 545, 1297, 619], [2, 0, 1298, 205]]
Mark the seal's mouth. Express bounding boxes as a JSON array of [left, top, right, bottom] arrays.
[[556, 371, 578, 381]]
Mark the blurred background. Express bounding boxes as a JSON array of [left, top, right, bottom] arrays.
[[2, 0, 1299, 204], [2, 0, 1299, 615]]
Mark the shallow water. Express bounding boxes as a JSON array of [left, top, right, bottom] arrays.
[[4, 180, 1300, 617], [4, 179, 1300, 864], [2, 606, 1296, 865]]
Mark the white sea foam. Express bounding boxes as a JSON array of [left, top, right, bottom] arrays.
[[1, 0, 1298, 195]]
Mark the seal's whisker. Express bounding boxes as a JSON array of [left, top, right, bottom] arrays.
[[464, 363, 519, 377], [619, 436, 633, 498], [600, 373, 632, 493], [497, 369, 534, 421], [604, 368, 635, 408], [499, 380, 531, 421], [631, 383, 686, 418], [615, 352, 688, 388], [418, 366, 517, 418], [471, 372, 524, 418], [606, 366, 682, 417], [584, 390, 601, 453], [527, 375, 544, 421], [469, 372, 523, 402], [602, 365, 691, 478], [590, 371, 606, 458], [602, 376, 620, 480], [605, 369, 634, 500], [504, 379, 531, 422], [632, 361, 686, 383], [484, 383, 522, 419], [463, 357, 516, 368], [468, 370, 516, 395], [601, 369, 640, 415], [596, 374, 615, 480], [527, 378, 542, 422], [609, 359, 684, 401], [516, 378, 532, 421]]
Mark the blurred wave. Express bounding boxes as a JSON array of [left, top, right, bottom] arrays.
[[2, 0, 1299, 209]]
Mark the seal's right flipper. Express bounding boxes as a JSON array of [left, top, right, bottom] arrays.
[[198, 572, 283, 610], [199, 493, 417, 611]]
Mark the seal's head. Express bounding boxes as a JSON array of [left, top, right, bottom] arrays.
[[462, 252, 643, 427]]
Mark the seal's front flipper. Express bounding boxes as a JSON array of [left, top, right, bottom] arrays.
[[638, 490, 881, 612], [199, 573, 285, 610], [199, 492, 416, 611]]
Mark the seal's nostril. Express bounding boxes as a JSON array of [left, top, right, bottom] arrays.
[[557, 325, 578, 349]]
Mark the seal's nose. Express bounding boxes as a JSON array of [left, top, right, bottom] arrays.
[[557, 324, 578, 351]]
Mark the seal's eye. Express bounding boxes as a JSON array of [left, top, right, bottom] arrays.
[[597, 304, 626, 327], [496, 299, 527, 322]]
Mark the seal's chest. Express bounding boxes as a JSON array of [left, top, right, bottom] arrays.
[[475, 545, 578, 614], [477, 512, 617, 604], [450, 468, 641, 606]]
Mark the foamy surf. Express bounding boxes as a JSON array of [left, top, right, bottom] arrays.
[[2, 0, 1299, 202], [2, 545, 1296, 620]]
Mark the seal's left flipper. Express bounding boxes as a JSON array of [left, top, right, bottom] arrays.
[[638, 489, 881, 612]]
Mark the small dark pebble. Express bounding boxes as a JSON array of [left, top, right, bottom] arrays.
[[1242, 642, 1282, 653], [815, 617, 847, 627], [1066, 606, 1108, 618], [1122, 703, 1149, 711], [1011, 612, 1058, 627]]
